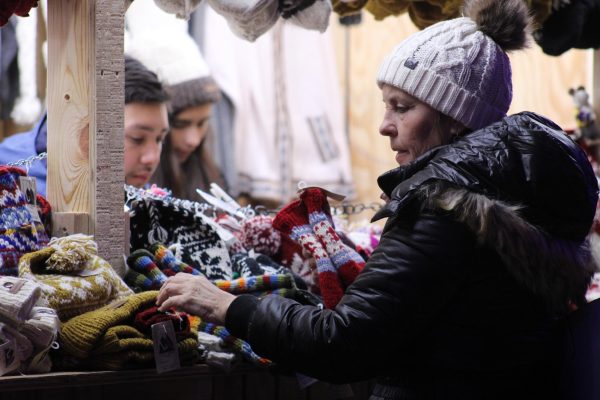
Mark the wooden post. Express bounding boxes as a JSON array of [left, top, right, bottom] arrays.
[[47, 0, 126, 275]]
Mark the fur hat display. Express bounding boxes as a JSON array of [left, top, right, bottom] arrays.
[[125, 0, 221, 117], [18, 235, 133, 321], [377, 0, 531, 131]]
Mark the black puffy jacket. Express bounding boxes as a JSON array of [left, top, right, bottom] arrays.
[[226, 112, 598, 399]]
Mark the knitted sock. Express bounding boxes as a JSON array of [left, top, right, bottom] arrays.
[[199, 321, 271, 366], [152, 244, 200, 277], [0, 276, 41, 324], [213, 274, 295, 294], [126, 249, 167, 289], [20, 307, 59, 349], [300, 188, 365, 288], [124, 269, 154, 292], [272, 199, 343, 309]]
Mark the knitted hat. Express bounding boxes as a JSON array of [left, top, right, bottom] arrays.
[[0, 166, 49, 276], [59, 291, 158, 360], [18, 235, 134, 321], [153, 0, 202, 19], [0, 276, 40, 325], [377, 0, 532, 131], [125, 0, 221, 117], [206, 0, 279, 42]]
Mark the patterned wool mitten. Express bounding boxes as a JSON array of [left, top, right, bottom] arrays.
[[301, 188, 365, 288], [152, 244, 200, 277], [272, 199, 343, 309], [126, 250, 167, 289]]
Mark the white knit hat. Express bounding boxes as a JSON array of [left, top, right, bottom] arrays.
[[125, 0, 221, 115], [377, 0, 531, 131], [0, 277, 41, 325]]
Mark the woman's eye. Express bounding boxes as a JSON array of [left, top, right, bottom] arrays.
[[395, 106, 409, 113], [127, 136, 143, 144]]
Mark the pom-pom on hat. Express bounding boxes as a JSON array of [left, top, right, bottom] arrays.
[[377, 0, 532, 131], [125, 0, 221, 117]]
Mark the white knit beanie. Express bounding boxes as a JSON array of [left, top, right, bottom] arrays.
[[0, 277, 41, 325], [377, 0, 531, 131], [125, 0, 221, 115]]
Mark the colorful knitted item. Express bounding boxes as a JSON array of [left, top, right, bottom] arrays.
[[0, 166, 49, 276], [126, 249, 167, 289], [273, 199, 343, 309], [199, 321, 271, 366], [129, 198, 232, 280], [124, 269, 154, 293], [239, 216, 281, 257], [19, 237, 133, 321], [152, 244, 200, 276], [133, 306, 191, 340], [0, 276, 40, 324], [301, 188, 365, 288], [214, 274, 295, 295]]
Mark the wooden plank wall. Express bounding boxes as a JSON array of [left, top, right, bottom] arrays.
[[46, 0, 126, 274], [330, 12, 593, 212]]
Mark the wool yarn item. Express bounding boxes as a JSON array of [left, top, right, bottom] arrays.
[[59, 291, 158, 360], [214, 274, 295, 295], [0, 276, 40, 324], [129, 198, 232, 280], [124, 269, 155, 293], [45, 234, 98, 273], [133, 306, 191, 340], [19, 245, 133, 321], [152, 244, 200, 276], [0, 166, 49, 276], [301, 188, 364, 288], [127, 249, 168, 289], [273, 199, 344, 309], [199, 321, 271, 366], [239, 215, 281, 257]]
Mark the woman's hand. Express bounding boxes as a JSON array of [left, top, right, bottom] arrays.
[[156, 273, 235, 325]]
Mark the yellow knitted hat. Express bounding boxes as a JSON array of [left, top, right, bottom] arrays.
[[18, 236, 133, 321], [59, 291, 158, 360]]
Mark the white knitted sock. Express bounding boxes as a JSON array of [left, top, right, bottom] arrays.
[[0, 277, 41, 325], [20, 307, 59, 349]]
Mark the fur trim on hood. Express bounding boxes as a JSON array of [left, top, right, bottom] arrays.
[[417, 181, 595, 314]]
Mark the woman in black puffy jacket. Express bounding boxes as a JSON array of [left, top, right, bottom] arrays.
[[156, 0, 598, 398]]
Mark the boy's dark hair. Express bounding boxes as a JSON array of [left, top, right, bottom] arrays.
[[124, 55, 169, 105]]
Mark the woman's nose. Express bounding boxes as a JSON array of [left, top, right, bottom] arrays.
[[379, 115, 396, 137]]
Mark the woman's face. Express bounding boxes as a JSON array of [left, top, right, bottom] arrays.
[[169, 103, 213, 163], [379, 84, 454, 166]]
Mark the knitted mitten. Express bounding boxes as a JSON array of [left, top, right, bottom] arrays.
[[272, 199, 343, 309], [152, 244, 200, 277], [300, 188, 365, 288], [127, 250, 167, 289]]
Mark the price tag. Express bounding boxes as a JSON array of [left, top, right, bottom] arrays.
[[152, 320, 180, 374], [18, 176, 41, 223]]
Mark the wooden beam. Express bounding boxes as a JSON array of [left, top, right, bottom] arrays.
[[47, 0, 125, 274]]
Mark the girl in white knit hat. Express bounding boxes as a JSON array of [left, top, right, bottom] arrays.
[[156, 0, 598, 398]]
